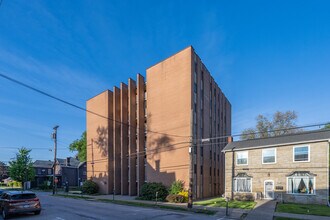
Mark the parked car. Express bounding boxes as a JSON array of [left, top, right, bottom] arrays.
[[0, 190, 4, 197], [0, 191, 41, 219]]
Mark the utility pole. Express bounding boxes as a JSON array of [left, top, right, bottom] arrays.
[[52, 125, 59, 195]]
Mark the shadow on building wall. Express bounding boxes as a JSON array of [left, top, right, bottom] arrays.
[[148, 134, 175, 159], [146, 161, 176, 187], [147, 133, 190, 186], [94, 126, 109, 157], [89, 126, 110, 194]]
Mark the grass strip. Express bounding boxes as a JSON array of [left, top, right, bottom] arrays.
[[273, 217, 300, 220], [194, 197, 256, 210], [54, 194, 216, 215], [276, 203, 330, 217]]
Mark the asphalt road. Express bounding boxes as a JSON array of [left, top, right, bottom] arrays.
[[7, 192, 230, 220]]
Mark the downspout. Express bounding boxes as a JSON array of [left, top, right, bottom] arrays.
[[227, 136, 234, 200], [231, 148, 235, 200], [77, 164, 80, 187], [328, 140, 330, 207]]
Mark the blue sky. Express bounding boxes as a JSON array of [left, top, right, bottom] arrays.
[[0, 0, 329, 163]]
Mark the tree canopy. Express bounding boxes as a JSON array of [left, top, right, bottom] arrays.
[[0, 161, 8, 180], [69, 131, 87, 161], [241, 111, 300, 140], [324, 123, 330, 130], [9, 147, 35, 185]]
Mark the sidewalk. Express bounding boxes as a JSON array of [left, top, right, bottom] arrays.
[[245, 199, 276, 220], [56, 192, 248, 219]]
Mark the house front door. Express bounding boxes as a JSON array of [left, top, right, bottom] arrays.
[[264, 180, 274, 199]]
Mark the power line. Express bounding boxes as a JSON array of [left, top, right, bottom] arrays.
[[195, 122, 330, 142], [85, 128, 330, 164], [0, 72, 190, 138], [86, 140, 230, 163]]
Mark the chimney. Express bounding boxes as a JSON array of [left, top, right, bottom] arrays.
[[228, 136, 233, 143], [66, 157, 71, 166]]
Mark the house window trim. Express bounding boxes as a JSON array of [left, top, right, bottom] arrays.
[[233, 177, 252, 193], [293, 145, 310, 163], [236, 151, 248, 166], [262, 148, 277, 164], [286, 175, 316, 196]]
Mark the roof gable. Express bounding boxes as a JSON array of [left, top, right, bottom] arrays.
[[223, 129, 330, 152]]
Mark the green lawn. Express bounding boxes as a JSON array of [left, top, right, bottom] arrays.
[[276, 203, 330, 217], [273, 217, 300, 220], [55, 194, 216, 215], [194, 197, 256, 210], [0, 187, 22, 190]]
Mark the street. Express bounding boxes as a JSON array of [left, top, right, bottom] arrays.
[[8, 192, 231, 220]]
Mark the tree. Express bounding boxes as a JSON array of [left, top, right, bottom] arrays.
[[8, 147, 35, 188], [69, 131, 87, 161], [0, 161, 8, 180], [324, 123, 330, 130], [241, 111, 300, 140]]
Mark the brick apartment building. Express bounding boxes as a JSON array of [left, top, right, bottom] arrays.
[[86, 46, 231, 199]]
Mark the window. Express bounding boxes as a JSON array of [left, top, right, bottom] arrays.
[[233, 173, 252, 193], [287, 171, 315, 195], [262, 148, 276, 164], [236, 151, 248, 165], [293, 146, 310, 162]]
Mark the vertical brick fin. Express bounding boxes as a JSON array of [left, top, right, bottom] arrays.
[[108, 91, 114, 194], [136, 74, 145, 196], [86, 90, 113, 194], [120, 83, 128, 195], [113, 87, 121, 194], [128, 79, 137, 196]]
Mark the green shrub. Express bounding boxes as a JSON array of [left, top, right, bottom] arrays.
[[81, 180, 99, 194], [234, 193, 254, 201], [40, 181, 52, 190], [139, 182, 168, 201], [169, 180, 184, 195], [178, 190, 188, 202], [166, 194, 185, 203]]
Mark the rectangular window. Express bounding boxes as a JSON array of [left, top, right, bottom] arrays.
[[293, 146, 310, 162], [236, 151, 248, 165], [287, 176, 315, 194], [262, 148, 276, 164], [233, 178, 252, 192], [200, 165, 203, 175]]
